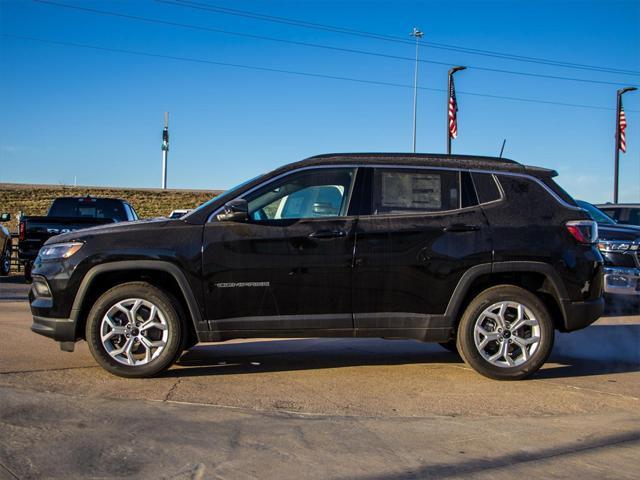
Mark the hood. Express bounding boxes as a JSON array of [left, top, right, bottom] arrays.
[[44, 218, 173, 245], [597, 223, 640, 242]]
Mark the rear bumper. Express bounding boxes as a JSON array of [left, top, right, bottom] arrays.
[[561, 297, 604, 332], [603, 266, 640, 296], [31, 315, 77, 342]]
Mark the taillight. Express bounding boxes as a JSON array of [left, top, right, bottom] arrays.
[[566, 220, 598, 244], [19, 221, 25, 241]]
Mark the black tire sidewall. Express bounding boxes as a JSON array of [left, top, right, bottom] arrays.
[[457, 286, 554, 380], [0, 247, 9, 276], [86, 282, 184, 378], [24, 262, 32, 283]]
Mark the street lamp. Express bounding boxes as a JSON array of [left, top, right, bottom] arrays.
[[447, 66, 466, 154], [410, 27, 424, 153], [613, 87, 637, 203]]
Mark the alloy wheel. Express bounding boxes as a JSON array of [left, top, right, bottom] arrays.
[[473, 301, 541, 368], [100, 298, 168, 366]]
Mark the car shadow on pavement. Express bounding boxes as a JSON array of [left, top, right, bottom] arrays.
[[164, 338, 464, 378], [160, 329, 639, 379]]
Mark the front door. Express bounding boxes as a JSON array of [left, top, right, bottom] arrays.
[[202, 167, 358, 334]]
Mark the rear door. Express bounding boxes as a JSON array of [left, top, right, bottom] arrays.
[[352, 167, 492, 338], [202, 167, 359, 334]]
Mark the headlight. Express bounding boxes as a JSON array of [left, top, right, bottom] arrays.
[[597, 241, 639, 253], [39, 242, 84, 260]]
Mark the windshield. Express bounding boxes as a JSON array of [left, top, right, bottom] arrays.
[[576, 200, 617, 225], [188, 173, 265, 216]]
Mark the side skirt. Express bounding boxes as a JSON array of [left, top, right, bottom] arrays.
[[196, 327, 452, 343]]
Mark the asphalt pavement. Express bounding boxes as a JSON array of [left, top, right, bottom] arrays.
[[1, 275, 639, 479]]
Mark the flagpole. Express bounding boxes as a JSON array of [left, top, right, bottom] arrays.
[[446, 66, 466, 155], [614, 87, 637, 203], [410, 27, 424, 154], [162, 112, 169, 190]]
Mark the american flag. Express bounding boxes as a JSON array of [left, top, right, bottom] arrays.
[[448, 77, 459, 139], [619, 102, 627, 153]]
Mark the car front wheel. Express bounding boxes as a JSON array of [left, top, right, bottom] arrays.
[[86, 282, 185, 378], [456, 285, 554, 380]]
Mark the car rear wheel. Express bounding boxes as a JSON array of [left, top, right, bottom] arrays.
[[86, 282, 185, 378], [456, 285, 554, 380]]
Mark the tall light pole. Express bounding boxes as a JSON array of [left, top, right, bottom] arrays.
[[161, 112, 169, 190], [614, 87, 636, 203], [410, 27, 424, 153], [446, 66, 466, 154]]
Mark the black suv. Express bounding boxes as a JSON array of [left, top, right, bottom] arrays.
[[30, 154, 604, 380]]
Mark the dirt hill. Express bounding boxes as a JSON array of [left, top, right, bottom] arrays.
[[0, 183, 222, 233]]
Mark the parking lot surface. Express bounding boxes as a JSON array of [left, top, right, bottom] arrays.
[[1, 275, 639, 479]]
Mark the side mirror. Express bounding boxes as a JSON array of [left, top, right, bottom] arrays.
[[217, 199, 249, 222], [0, 213, 10, 222]]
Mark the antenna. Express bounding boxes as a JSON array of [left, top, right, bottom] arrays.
[[499, 138, 506, 158]]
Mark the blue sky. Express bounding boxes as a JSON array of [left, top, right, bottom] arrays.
[[1, 0, 639, 203]]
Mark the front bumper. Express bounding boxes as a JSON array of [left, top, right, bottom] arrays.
[[31, 315, 77, 342], [603, 266, 640, 296]]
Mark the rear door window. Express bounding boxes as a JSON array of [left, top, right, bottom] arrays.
[[372, 169, 460, 215]]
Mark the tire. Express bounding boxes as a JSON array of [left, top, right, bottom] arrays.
[[456, 285, 554, 380], [86, 282, 185, 378], [24, 262, 32, 283], [438, 340, 459, 354], [0, 244, 10, 276]]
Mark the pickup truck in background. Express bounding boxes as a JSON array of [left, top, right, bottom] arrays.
[[576, 200, 640, 306], [596, 203, 640, 227], [1, 212, 12, 276], [19, 197, 138, 281]]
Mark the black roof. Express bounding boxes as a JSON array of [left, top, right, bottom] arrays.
[[281, 153, 557, 177]]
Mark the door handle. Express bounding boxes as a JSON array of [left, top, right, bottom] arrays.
[[308, 229, 347, 239], [443, 224, 480, 233]]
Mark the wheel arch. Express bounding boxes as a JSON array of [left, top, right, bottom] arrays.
[[70, 261, 207, 343], [445, 262, 569, 332]]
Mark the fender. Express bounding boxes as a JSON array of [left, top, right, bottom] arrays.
[[444, 261, 569, 327], [69, 260, 209, 340]]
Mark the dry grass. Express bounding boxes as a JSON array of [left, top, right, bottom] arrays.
[[0, 183, 222, 233]]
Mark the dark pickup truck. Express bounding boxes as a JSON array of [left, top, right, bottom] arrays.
[[576, 201, 640, 300], [19, 197, 138, 280]]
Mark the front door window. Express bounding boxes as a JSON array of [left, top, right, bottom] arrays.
[[247, 168, 356, 221]]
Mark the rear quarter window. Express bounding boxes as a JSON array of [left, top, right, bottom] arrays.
[[471, 173, 501, 204], [539, 177, 578, 206]]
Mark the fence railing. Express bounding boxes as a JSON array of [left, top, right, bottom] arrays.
[[10, 233, 22, 272]]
